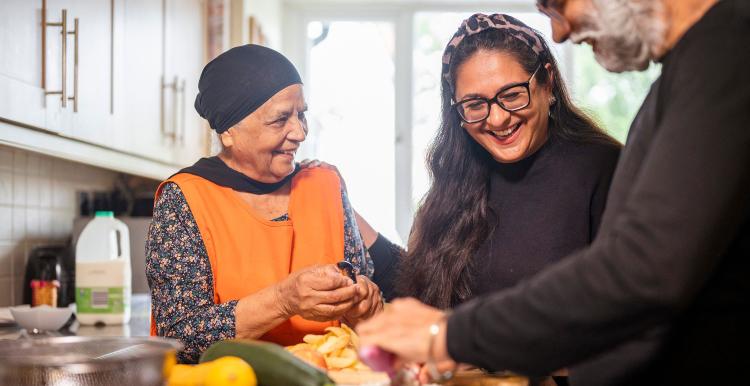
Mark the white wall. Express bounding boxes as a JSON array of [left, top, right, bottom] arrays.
[[248, 0, 283, 50], [229, 0, 283, 51]]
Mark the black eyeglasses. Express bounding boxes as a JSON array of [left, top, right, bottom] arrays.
[[452, 64, 541, 124]]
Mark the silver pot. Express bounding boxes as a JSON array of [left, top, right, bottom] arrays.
[[0, 336, 182, 386]]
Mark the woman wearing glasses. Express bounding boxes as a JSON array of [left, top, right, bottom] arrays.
[[398, 13, 620, 318]]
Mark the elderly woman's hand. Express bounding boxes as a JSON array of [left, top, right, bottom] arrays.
[[275, 264, 360, 322], [342, 276, 383, 326]]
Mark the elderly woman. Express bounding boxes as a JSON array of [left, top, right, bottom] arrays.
[[146, 45, 383, 363]]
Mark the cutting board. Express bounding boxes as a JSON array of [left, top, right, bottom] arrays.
[[328, 369, 529, 386], [443, 370, 529, 386]]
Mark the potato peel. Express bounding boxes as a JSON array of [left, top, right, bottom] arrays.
[[286, 323, 371, 371]]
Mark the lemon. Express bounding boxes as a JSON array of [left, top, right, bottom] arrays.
[[205, 356, 257, 386], [163, 351, 178, 379], [167, 364, 204, 386]]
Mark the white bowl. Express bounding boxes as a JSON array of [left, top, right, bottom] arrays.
[[10, 305, 73, 332]]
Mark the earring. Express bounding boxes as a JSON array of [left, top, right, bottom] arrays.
[[549, 96, 557, 106]]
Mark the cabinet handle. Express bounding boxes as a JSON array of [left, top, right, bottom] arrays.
[[171, 75, 178, 141], [178, 78, 186, 144], [42, 0, 67, 108], [67, 18, 79, 112], [160, 76, 166, 135], [161, 76, 177, 139]]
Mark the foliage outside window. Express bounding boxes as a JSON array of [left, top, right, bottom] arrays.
[[571, 45, 662, 143]]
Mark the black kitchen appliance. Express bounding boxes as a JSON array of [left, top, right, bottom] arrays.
[[22, 245, 75, 307]]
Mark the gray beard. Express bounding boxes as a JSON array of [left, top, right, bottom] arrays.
[[571, 0, 668, 73]]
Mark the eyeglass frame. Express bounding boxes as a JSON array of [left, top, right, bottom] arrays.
[[451, 63, 542, 124]]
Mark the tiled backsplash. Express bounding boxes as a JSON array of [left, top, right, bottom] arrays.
[[0, 145, 120, 307]]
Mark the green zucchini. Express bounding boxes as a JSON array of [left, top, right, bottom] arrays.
[[199, 339, 335, 386]]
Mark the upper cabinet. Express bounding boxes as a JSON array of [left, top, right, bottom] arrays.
[[0, 0, 68, 134], [65, 0, 116, 149], [0, 0, 209, 174], [164, 0, 208, 166], [113, 0, 172, 164]]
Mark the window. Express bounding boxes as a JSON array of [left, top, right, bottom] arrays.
[[571, 45, 661, 143], [304, 20, 399, 241]]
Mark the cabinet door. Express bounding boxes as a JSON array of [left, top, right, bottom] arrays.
[[65, 0, 115, 148], [165, 0, 208, 166], [0, 0, 68, 134], [112, 0, 173, 164]]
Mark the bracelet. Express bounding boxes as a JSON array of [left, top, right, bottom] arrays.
[[426, 313, 454, 383]]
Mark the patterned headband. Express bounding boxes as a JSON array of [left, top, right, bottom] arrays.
[[442, 13, 547, 90]]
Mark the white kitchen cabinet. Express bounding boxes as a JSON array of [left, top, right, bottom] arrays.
[[0, 0, 69, 134], [112, 0, 208, 166], [112, 0, 173, 164], [0, 0, 209, 177], [164, 0, 208, 166], [64, 0, 116, 149]]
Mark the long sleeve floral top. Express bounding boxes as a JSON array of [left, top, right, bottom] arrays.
[[146, 182, 374, 363]]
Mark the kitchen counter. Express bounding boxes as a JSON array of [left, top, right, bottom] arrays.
[[0, 294, 151, 340]]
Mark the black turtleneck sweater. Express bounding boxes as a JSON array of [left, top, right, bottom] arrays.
[[369, 134, 621, 303], [470, 134, 621, 298]]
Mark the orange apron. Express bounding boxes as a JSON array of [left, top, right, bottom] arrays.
[[150, 167, 344, 346]]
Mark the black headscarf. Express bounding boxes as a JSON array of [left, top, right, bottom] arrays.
[[194, 44, 302, 134], [184, 45, 303, 194]]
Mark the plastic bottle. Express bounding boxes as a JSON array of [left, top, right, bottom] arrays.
[[75, 211, 131, 325]]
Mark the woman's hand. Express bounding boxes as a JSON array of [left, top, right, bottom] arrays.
[[342, 276, 384, 326], [275, 264, 359, 322], [299, 159, 347, 192], [356, 298, 454, 364]]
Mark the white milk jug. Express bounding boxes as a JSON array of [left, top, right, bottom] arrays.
[[75, 211, 131, 325]]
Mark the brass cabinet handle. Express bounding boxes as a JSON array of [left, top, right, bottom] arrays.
[[161, 76, 185, 142], [67, 18, 79, 112], [178, 78, 186, 144], [160, 75, 166, 134], [42, 0, 68, 107], [171, 75, 178, 141], [161, 76, 177, 139]]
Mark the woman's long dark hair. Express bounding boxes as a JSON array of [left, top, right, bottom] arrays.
[[397, 28, 620, 309]]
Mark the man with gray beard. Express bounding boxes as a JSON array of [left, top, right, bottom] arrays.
[[527, 0, 750, 383], [356, 0, 749, 385]]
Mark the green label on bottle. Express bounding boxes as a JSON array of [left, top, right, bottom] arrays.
[[76, 287, 125, 314]]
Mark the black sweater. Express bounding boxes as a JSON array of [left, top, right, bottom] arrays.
[[371, 134, 620, 302], [446, 1, 750, 385], [471, 134, 620, 298]]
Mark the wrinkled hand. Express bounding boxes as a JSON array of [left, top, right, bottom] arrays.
[[299, 159, 347, 192], [276, 264, 359, 322], [342, 276, 383, 326], [356, 298, 453, 364]]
